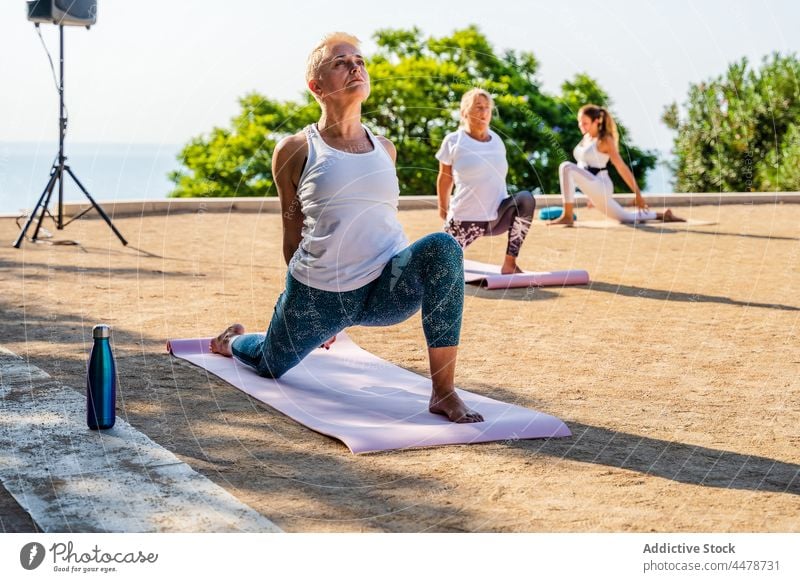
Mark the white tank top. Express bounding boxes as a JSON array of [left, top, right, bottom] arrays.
[[574, 135, 610, 169], [288, 124, 409, 292]]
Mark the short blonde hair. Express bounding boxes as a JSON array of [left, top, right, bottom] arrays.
[[305, 32, 362, 84], [459, 88, 494, 127]]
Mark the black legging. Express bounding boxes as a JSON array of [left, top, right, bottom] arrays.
[[444, 191, 535, 257]]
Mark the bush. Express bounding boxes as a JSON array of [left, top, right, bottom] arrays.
[[663, 53, 800, 192]]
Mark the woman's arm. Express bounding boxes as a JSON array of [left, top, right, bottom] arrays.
[[599, 137, 648, 209], [436, 163, 454, 220], [272, 134, 308, 265]]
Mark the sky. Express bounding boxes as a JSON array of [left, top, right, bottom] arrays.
[[0, 0, 797, 152]]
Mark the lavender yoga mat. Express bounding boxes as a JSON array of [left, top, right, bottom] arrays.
[[464, 259, 590, 289], [575, 219, 718, 229], [167, 333, 570, 454]]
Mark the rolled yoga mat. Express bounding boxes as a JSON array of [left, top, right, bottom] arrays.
[[167, 332, 571, 454], [538, 207, 576, 221], [464, 259, 590, 289]]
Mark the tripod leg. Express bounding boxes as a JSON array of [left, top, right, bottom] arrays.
[[57, 159, 65, 230], [65, 166, 128, 246], [31, 167, 62, 242], [13, 170, 59, 248]]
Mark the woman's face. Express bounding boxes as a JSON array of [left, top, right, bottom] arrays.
[[578, 114, 599, 136], [314, 42, 370, 103], [464, 95, 492, 132]]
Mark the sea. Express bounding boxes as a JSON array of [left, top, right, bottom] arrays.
[[0, 142, 181, 215], [0, 142, 675, 215]]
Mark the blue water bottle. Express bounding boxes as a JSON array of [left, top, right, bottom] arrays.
[[86, 324, 116, 430]]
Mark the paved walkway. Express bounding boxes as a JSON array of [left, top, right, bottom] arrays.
[[0, 346, 281, 533]]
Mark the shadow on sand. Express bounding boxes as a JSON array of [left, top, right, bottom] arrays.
[[584, 281, 799, 312]]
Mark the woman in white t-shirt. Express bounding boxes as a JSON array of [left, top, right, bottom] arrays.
[[549, 104, 683, 226], [436, 89, 536, 274]]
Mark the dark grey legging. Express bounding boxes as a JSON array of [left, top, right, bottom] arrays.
[[444, 191, 535, 257], [231, 233, 464, 379]]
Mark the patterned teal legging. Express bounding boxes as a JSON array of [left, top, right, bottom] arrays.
[[231, 232, 464, 378]]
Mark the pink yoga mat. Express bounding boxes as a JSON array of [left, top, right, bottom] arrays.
[[464, 259, 590, 289], [575, 219, 718, 229], [167, 333, 570, 454]]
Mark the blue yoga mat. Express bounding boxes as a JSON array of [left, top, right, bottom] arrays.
[[539, 207, 576, 221]]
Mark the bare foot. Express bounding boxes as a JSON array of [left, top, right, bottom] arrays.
[[658, 209, 686, 223], [429, 390, 484, 423], [547, 216, 574, 227], [501, 256, 524, 275], [210, 323, 245, 357]]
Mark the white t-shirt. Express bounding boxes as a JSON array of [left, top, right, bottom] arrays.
[[435, 128, 509, 222]]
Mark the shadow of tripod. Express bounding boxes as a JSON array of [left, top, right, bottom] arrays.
[[14, 24, 127, 249]]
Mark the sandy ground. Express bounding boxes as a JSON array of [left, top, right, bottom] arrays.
[[0, 202, 798, 532]]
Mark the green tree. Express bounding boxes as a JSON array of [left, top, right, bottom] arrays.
[[170, 26, 655, 197], [663, 53, 800, 192], [365, 26, 654, 194], [758, 123, 800, 190], [169, 94, 319, 197]]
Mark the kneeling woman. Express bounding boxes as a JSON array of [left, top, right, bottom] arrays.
[[212, 33, 482, 423], [436, 88, 536, 274], [550, 104, 683, 226]]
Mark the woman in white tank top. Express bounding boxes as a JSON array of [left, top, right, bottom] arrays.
[[550, 104, 683, 226], [209, 32, 482, 424]]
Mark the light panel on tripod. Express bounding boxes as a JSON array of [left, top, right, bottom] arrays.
[[27, 0, 97, 27]]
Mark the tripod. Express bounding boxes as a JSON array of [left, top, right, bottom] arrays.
[[14, 25, 127, 248]]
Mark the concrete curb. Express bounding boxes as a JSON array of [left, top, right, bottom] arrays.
[[0, 348, 282, 533], [1, 192, 798, 220]]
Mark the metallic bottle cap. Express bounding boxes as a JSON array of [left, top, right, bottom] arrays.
[[92, 324, 111, 339]]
